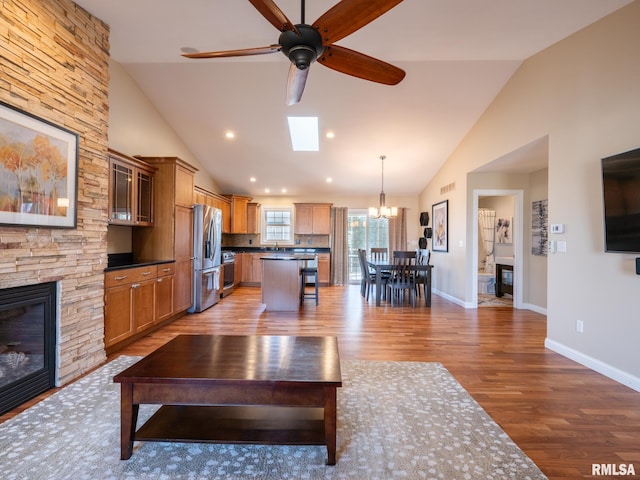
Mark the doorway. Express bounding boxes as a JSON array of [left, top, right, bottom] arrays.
[[472, 190, 523, 308], [347, 210, 389, 284]]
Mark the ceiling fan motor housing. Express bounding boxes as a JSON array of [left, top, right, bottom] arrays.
[[279, 25, 325, 70]]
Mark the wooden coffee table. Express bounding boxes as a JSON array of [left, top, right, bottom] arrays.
[[113, 334, 342, 465]]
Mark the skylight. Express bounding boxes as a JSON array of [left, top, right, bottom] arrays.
[[287, 116, 319, 151]]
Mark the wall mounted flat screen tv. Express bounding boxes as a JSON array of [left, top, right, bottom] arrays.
[[602, 147, 640, 253]]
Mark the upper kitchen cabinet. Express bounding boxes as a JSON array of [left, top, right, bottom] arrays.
[[132, 156, 198, 314], [225, 194, 253, 234], [247, 202, 260, 234], [108, 149, 155, 226], [194, 186, 232, 233], [294, 203, 332, 235]]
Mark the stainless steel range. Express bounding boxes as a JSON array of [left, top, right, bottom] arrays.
[[221, 251, 236, 297]]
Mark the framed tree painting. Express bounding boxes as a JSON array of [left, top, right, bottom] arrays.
[[0, 101, 78, 228], [432, 200, 448, 252]]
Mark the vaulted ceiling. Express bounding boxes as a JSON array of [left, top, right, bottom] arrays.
[[73, 0, 632, 197]]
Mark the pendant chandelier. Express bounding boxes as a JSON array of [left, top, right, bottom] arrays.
[[369, 155, 398, 218]]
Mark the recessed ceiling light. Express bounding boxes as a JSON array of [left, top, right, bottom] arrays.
[[281, 188, 287, 193], [287, 117, 318, 151], [225, 130, 235, 139], [265, 188, 270, 193], [326, 177, 333, 183], [326, 131, 335, 139], [250, 177, 256, 182]]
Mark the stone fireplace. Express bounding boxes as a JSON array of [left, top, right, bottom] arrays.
[[0, 282, 57, 416]]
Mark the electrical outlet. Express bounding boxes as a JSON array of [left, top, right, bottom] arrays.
[[576, 320, 584, 333]]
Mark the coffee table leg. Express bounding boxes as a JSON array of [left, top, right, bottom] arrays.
[[120, 383, 139, 460], [324, 387, 337, 465]]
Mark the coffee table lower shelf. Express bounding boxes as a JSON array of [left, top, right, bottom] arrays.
[[135, 405, 327, 445]]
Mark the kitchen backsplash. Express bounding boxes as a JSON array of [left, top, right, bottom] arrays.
[[222, 234, 330, 249]]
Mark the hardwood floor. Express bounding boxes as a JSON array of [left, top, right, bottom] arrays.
[[3, 285, 639, 479]]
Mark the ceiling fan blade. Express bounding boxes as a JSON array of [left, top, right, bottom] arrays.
[[248, 0, 301, 35], [286, 63, 310, 106], [182, 45, 281, 59], [313, 0, 403, 44], [318, 45, 405, 85]]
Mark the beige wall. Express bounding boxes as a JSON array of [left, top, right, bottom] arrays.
[[0, 0, 109, 384], [419, 1, 640, 388]]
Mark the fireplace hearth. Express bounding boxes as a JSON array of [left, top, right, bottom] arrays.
[[0, 282, 56, 416]]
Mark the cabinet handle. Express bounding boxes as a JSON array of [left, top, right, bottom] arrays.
[[157, 278, 163, 283], [162, 268, 171, 272], [115, 275, 128, 281], [141, 271, 152, 276], [131, 283, 140, 288]]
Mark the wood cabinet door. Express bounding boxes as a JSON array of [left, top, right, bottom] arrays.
[[312, 205, 331, 234], [174, 205, 193, 261], [174, 165, 194, 207], [234, 254, 243, 285], [241, 253, 252, 284], [173, 258, 193, 313], [132, 278, 156, 332], [294, 205, 313, 234], [251, 254, 263, 283], [104, 284, 133, 347], [155, 275, 174, 322], [318, 253, 330, 284]]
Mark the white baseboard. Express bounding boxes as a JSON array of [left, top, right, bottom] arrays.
[[432, 289, 466, 307], [545, 338, 640, 392], [521, 302, 547, 315]]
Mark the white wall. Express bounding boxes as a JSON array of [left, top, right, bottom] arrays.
[[419, 1, 640, 389]]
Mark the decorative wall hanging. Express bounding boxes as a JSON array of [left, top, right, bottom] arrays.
[[531, 199, 548, 256], [496, 217, 513, 244], [0, 101, 78, 228], [432, 200, 448, 252]]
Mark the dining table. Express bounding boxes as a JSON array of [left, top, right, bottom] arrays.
[[367, 260, 434, 307]]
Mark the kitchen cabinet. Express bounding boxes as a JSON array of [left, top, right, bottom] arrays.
[[318, 253, 330, 285], [247, 202, 260, 234], [133, 156, 198, 318], [155, 263, 175, 323], [104, 264, 158, 349], [234, 253, 243, 286], [194, 187, 232, 233], [294, 203, 332, 234], [108, 149, 155, 226], [226, 194, 253, 233]]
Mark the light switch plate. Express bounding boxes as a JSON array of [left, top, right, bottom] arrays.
[[551, 224, 565, 234]]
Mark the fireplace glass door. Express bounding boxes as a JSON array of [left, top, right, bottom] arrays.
[[0, 282, 56, 415]]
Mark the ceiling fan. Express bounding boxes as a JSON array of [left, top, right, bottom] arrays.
[[183, 0, 406, 105]]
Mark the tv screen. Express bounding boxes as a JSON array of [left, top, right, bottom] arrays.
[[602, 147, 640, 253]]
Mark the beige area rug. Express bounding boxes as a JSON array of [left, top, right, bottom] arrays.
[[478, 294, 513, 307], [0, 356, 546, 479]]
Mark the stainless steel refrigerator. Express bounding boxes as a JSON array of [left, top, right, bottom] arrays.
[[189, 204, 222, 313]]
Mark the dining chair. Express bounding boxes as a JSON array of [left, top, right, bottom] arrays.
[[387, 262, 416, 307], [392, 250, 416, 265], [415, 249, 430, 300], [370, 247, 388, 262], [358, 249, 388, 301]]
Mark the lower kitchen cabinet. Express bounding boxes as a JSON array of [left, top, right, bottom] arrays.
[[155, 264, 175, 323], [104, 262, 181, 352], [318, 253, 330, 285]]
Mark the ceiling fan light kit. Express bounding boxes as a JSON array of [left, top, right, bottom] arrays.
[[183, 0, 406, 105]]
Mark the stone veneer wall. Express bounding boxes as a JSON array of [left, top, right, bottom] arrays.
[[0, 0, 110, 384]]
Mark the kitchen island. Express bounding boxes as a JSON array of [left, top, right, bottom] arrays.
[[261, 255, 315, 311]]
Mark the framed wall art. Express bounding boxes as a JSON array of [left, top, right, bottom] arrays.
[[432, 200, 448, 252], [0, 101, 78, 228]]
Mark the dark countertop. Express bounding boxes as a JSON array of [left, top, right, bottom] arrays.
[[104, 258, 174, 272]]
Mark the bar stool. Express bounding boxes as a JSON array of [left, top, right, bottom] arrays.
[[300, 265, 319, 306]]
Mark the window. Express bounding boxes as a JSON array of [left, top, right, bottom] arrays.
[[261, 207, 294, 245], [347, 210, 389, 283]]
